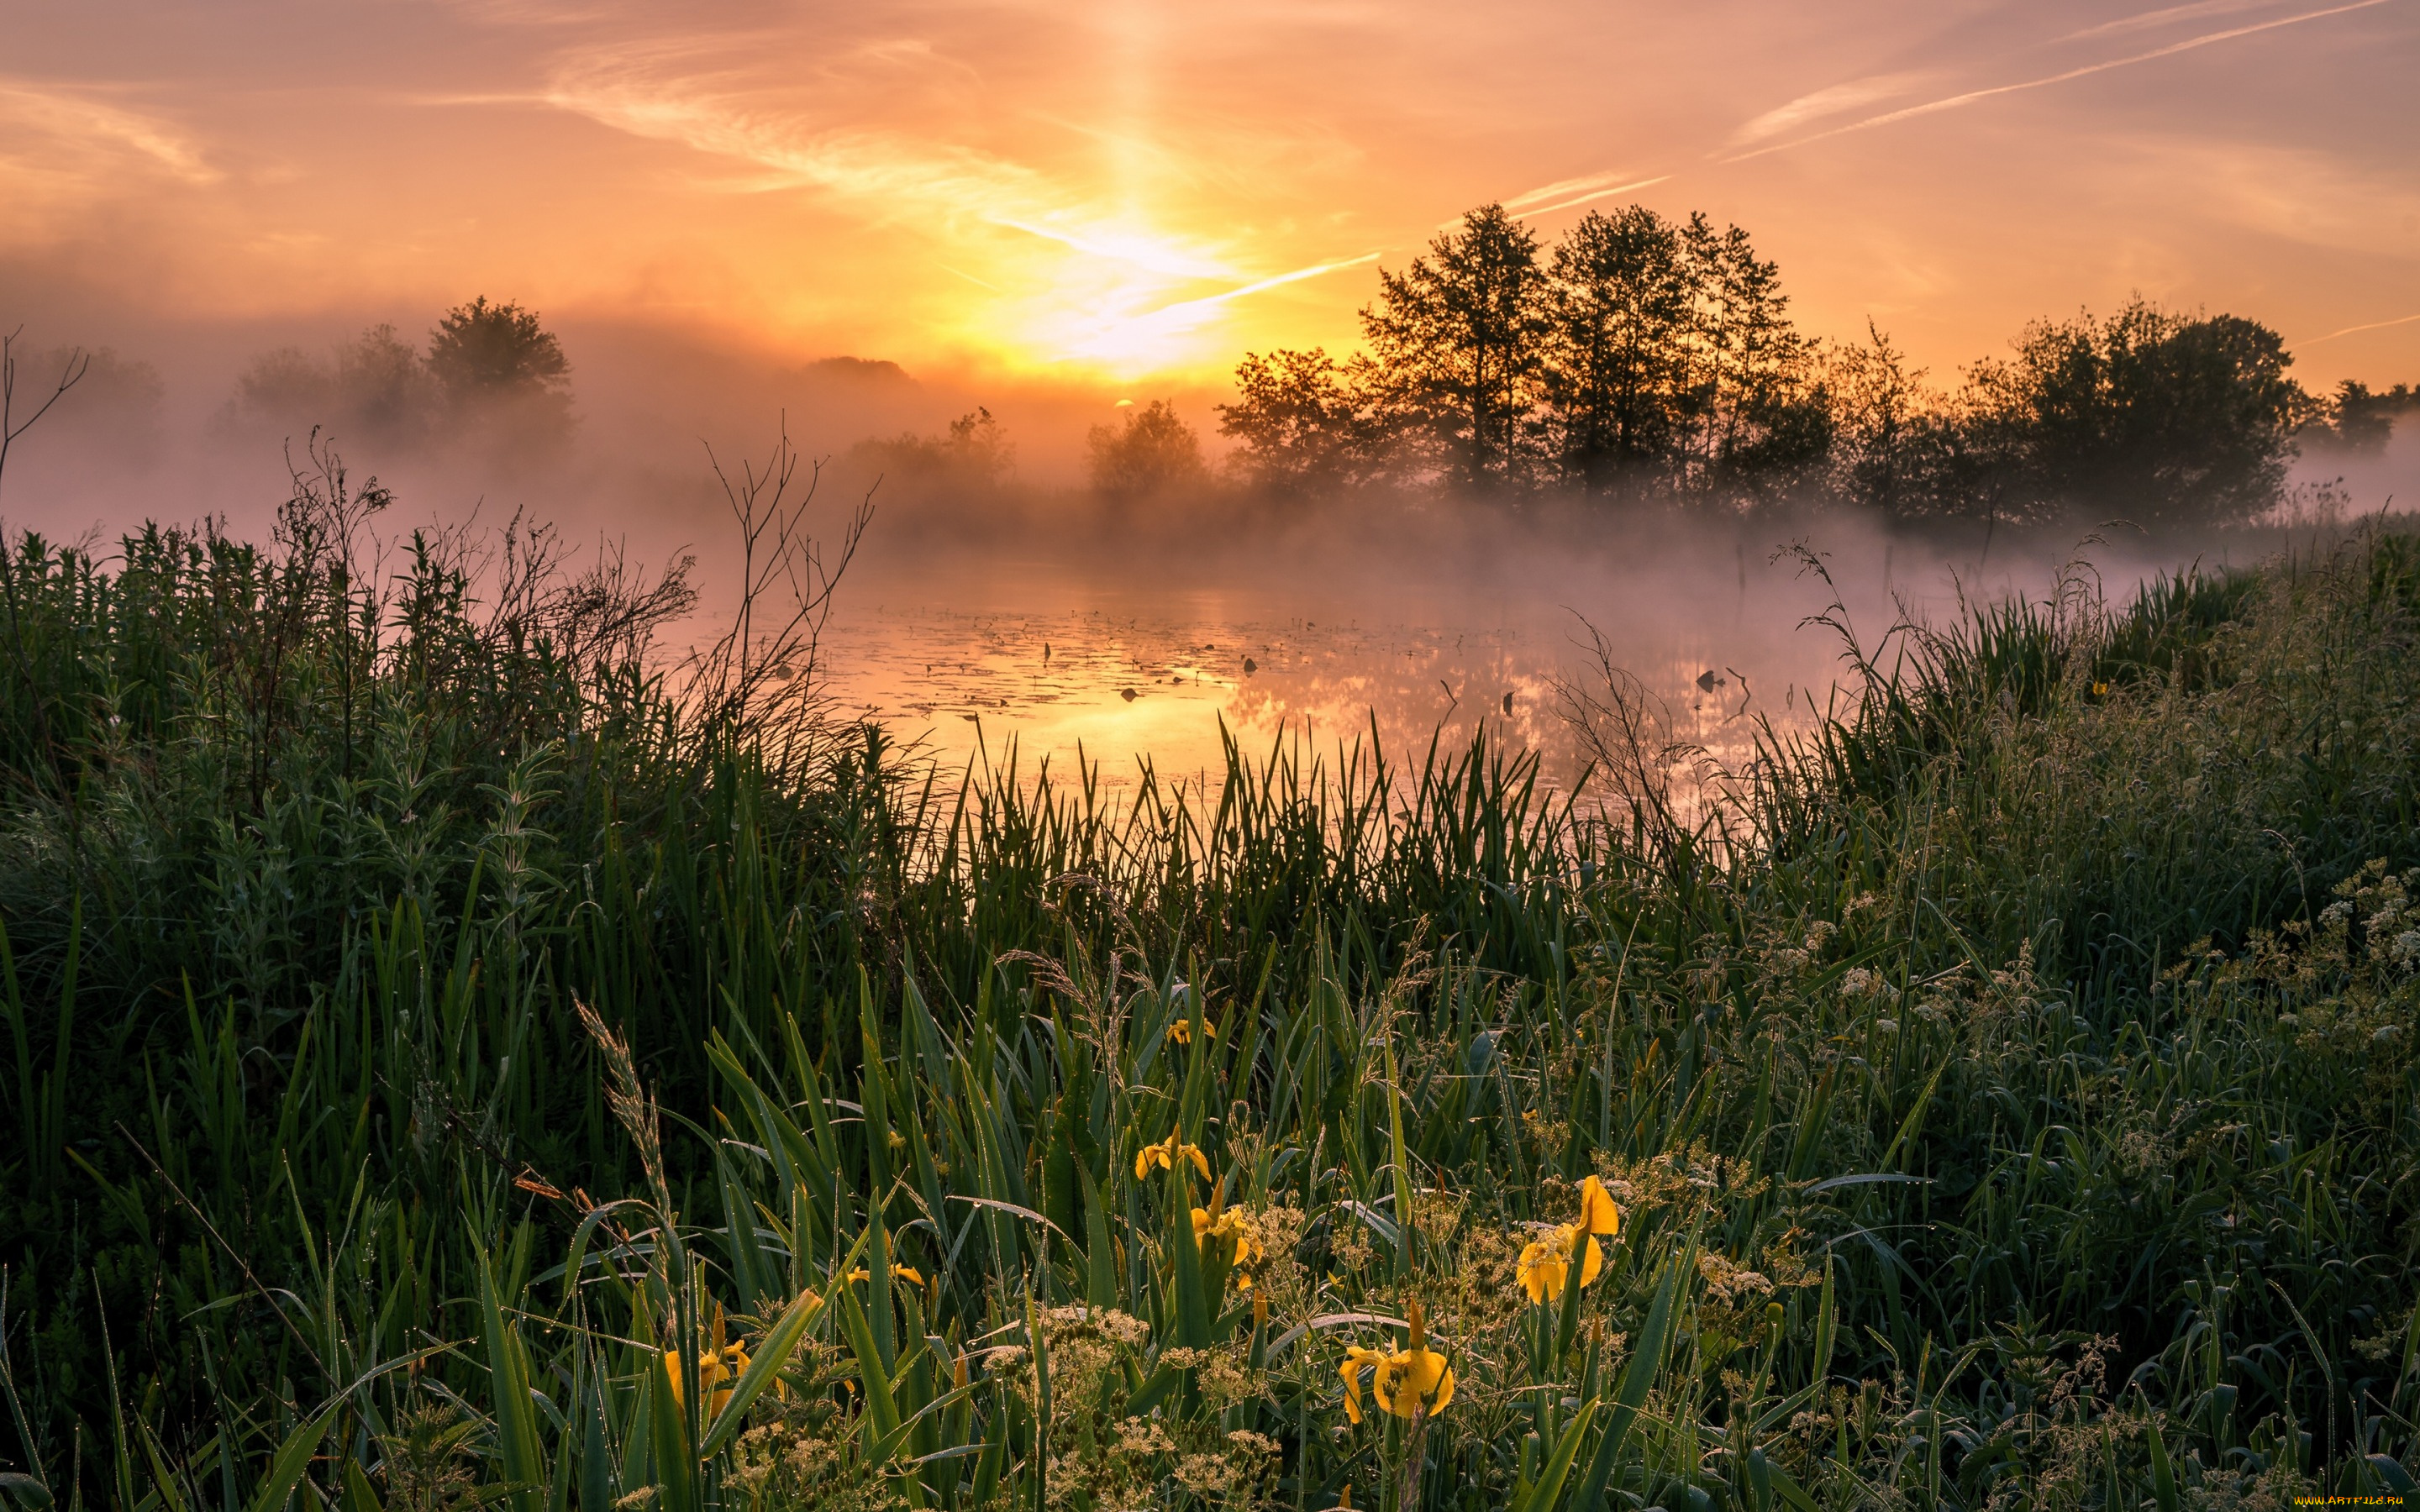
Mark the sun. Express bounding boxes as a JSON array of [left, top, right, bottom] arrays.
[[933, 212, 1370, 382]]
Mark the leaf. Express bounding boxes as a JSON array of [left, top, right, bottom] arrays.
[[945, 1194, 1072, 1243], [698, 1284, 828, 1459], [245, 1399, 347, 1512], [1509, 1400, 1597, 1512], [0, 1474, 54, 1510], [1800, 1173, 1931, 1195], [1265, 1312, 1407, 1358], [1575, 1250, 1685, 1512], [2144, 1408, 2179, 1512], [479, 1249, 549, 1512]]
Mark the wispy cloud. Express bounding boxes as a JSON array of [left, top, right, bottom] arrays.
[[0, 81, 217, 184], [2299, 311, 2420, 345], [2057, 0, 2281, 43], [1728, 73, 1928, 147], [1488, 171, 1671, 223], [1722, 0, 2397, 163]]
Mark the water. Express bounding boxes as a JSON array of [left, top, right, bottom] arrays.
[[810, 526, 1966, 795]]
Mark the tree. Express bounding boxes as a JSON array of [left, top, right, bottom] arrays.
[[2307, 381, 2417, 454], [1359, 204, 1549, 490], [426, 297, 571, 404], [1677, 214, 1823, 504], [1216, 348, 1370, 497], [1543, 207, 1694, 496], [847, 407, 1016, 507], [224, 324, 434, 449], [334, 324, 435, 446], [1087, 401, 1205, 506], [1965, 301, 2307, 526], [1828, 323, 1939, 517]]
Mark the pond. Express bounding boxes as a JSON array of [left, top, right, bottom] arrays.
[[812, 521, 2023, 800]]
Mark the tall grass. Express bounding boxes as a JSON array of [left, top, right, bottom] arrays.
[[1, 472, 2416, 1508]]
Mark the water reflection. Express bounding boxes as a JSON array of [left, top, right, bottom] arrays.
[[813, 549, 1832, 797]]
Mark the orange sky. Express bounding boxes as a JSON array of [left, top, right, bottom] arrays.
[[6, 0, 2418, 396]]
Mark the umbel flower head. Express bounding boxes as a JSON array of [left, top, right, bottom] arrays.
[[1135, 1131, 1212, 1182], [1339, 1298, 1455, 1423]]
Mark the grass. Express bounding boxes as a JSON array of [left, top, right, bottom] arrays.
[[0, 466, 2417, 1509]]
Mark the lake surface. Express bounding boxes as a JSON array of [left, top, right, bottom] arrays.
[[812, 523, 2029, 798]]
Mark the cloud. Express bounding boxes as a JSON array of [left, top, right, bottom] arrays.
[[2057, 0, 2283, 43], [2299, 311, 2420, 345], [1490, 172, 1672, 223], [1722, 0, 2397, 164], [0, 81, 221, 252], [1728, 73, 1928, 147]]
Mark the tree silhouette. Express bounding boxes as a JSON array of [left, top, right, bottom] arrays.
[[1359, 204, 1549, 490], [1216, 347, 1370, 497], [426, 297, 570, 404], [1086, 401, 1205, 507], [1543, 207, 1694, 496], [1966, 301, 2306, 526]]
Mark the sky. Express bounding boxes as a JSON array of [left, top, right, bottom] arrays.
[[5, 0, 2418, 396]]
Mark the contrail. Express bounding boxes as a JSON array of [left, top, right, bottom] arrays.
[[1721, 0, 2399, 163], [1139, 254, 1382, 319], [1454, 175, 1670, 229], [2299, 311, 2420, 345]]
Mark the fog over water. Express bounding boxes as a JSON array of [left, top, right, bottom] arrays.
[[3, 317, 2410, 804], [811, 504, 2223, 798]]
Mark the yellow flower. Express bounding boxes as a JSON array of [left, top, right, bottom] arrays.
[[1577, 1175, 1622, 1237], [663, 1342, 750, 1420], [1169, 1016, 1216, 1045], [1516, 1224, 1603, 1305], [844, 1265, 927, 1293], [1134, 1131, 1212, 1183], [1191, 1204, 1265, 1268], [1339, 1345, 1390, 1425], [1340, 1300, 1455, 1424]]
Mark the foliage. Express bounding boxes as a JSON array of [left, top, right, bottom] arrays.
[[1947, 302, 2312, 528], [1227, 205, 2328, 527], [2, 470, 2418, 1505], [218, 300, 573, 458], [1088, 401, 1208, 507], [1357, 205, 1553, 491]]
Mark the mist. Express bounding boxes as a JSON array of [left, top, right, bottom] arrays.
[[2, 294, 2408, 800]]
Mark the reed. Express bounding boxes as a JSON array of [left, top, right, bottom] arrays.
[[1, 502, 2415, 1509]]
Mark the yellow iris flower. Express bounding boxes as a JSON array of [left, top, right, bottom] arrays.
[[1191, 1204, 1265, 1268], [1577, 1174, 1622, 1237], [1134, 1131, 1212, 1182], [844, 1265, 927, 1290], [1339, 1299, 1455, 1423], [1516, 1223, 1604, 1305], [1169, 1016, 1216, 1045], [663, 1303, 751, 1419]]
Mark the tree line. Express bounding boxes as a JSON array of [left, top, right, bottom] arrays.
[[1209, 202, 2386, 529], [222, 296, 576, 454]]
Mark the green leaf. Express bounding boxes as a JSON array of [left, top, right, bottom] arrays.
[[1509, 1400, 1597, 1512], [2144, 1409, 2178, 1512], [479, 1249, 549, 1512], [698, 1284, 828, 1459], [1575, 1250, 1685, 1512]]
